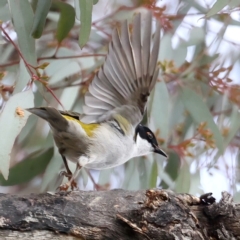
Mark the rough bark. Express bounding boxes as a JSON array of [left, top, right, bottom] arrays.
[[0, 189, 238, 239]]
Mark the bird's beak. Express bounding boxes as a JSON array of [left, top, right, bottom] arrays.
[[154, 145, 168, 158]]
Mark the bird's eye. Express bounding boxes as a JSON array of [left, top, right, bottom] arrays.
[[147, 132, 153, 139]]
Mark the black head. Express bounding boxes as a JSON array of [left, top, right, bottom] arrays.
[[135, 124, 167, 157]]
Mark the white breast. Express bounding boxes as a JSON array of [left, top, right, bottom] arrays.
[[82, 123, 135, 170]]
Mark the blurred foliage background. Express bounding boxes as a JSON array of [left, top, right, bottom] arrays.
[[0, 0, 240, 200]]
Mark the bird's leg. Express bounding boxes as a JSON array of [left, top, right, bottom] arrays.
[[59, 163, 81, 191], [86, 169, 110, 191], [58, 154, 78, 191], [60, 154, 72, 178]]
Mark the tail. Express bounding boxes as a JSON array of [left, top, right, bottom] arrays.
[[26, 107, 68, 131]]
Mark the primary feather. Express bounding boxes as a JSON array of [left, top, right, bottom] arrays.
[[81, 12, 161, 127]]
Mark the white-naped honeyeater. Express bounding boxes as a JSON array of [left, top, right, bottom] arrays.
[[26, 11, 167, 190]]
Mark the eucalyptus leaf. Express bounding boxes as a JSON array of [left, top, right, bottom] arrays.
[[74, 0, 80, 20], [40, 152, 62, 192], [0, 148, 53, 186], [180, 27, 205, 47], [175, 160, 191, 193], [150, 81, 169, 146], [122, 160, 136, 189], [138, 157, 150, 189], [0, 90, 34, 179], [180, 87, 224, 153], [79, 0, 93, 48], [31, 0, 52, 38], [8, 0, 37, 65], [0, 2, 10, 21], [206, 0, 228, 18], [159, 34, 173, 61], [13, 59, 31, 94], [0, 0, 7, 8], [160, 151, 180, 189], [52, 0, 75, 43], [223, 106, 240, 148], [149, 159, 158, 188]]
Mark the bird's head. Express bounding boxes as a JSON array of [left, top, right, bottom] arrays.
[[134, 124, 167, 158]]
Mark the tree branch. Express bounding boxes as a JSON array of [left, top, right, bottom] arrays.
[[0, 189, 238, 239]]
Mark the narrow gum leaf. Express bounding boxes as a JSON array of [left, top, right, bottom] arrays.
[[180, 87, 224, 153], [0, 148, 53, 186], [8, 0, 37, 65], [175, 160, 191, 193], [52, 0, 75, 43], [31, 0, 52, 38], [0, 90, 34, 179], [78, 0, 93, 48], [149, 159, 158, 188], [206, 0, 228, 18]]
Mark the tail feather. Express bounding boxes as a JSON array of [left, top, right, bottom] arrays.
[[26, 107, 68, 131]]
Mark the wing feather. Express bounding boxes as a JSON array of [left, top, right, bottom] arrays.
[[81, 12, 161, 126], [131, 14, 142, 85], [120, 20, 136, 82], [142, 13, 151, 87], [112, 28, 134, 92]]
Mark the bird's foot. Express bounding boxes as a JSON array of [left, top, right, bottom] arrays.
[[58, 171, 78, 191], [58, 180, 78, 191], [60, 170, 72, 179]]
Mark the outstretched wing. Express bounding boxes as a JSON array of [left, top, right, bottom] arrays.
[[81, 12, 160, 127]]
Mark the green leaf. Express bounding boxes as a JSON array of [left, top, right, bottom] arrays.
[[159, 34, 173, 61], [122, 160, 138, 189], [189, 171, 203, 195], [183, 27, 205, 47], [180, 87, 224, 153], [0, 1, 10, 22], [174, 45, 187, 67], [0, 148, 53, 186], [0, 0, 7, 8], [52, 0, 75, 43], [0, 90, 34, 179], [160, 151, 180, 189], [223, 106, 240, 147], [150, 81, 169, 146], [149, 159, 158, 188], [8, 0, 37, 65], [40, 152, 62, 192], [229, 0, 240, 8], [79, 0, 93, 48], [179, 27, 205, 48], [138, 157, 151, 189], [206, 0, 228, 18], [75, 0, 97, 20], [13, 59, 31, 94], [175, 161, 191, 193], [31, 0, 52, 38], [199, 54, 219, 67], [74, 0, 80, 20]]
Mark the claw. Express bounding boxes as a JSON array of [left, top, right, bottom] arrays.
[[58, 182, 70, 191], [58, 179, 78, 191], [60, 170, 72, 179], [58, 163, 81, 191]]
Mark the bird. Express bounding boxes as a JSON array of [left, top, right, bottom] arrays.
[[26, 11, 167, 190]]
